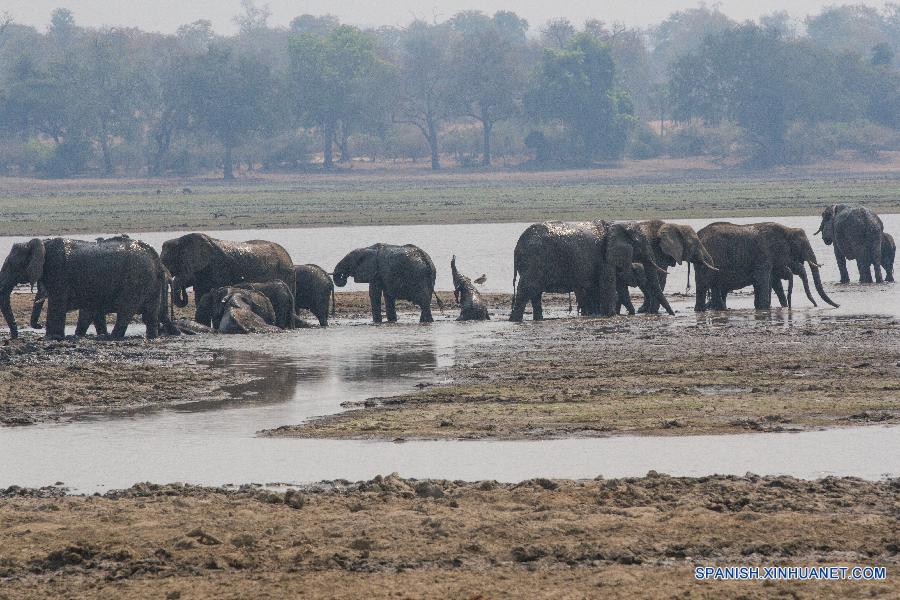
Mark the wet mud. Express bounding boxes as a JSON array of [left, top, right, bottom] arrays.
[[266, 310, 900, 440], [0, 474, 896, 599]]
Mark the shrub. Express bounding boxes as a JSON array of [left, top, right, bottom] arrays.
[[38, 138, 93, 178], [626, 122, 663, 159]]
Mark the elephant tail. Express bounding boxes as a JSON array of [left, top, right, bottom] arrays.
[[511, 257, 519, 309], [686, 261, 692, 292], [330, 285, 336, 317], [433, 289, 444, 312]]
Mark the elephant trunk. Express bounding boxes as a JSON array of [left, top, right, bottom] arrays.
[[172, 276, 189, 308], [809, 263, 839, 308], [0, 282, 18, 339], [796, 265, 817, 307], [30, 297, 45, 329], [333, 272, 348, 287]]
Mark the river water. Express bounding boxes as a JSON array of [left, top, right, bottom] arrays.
[[0, 215, 898, 491]]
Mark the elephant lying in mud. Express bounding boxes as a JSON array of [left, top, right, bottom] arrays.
[[695, 222, 838, 311], [161, 233, 295, 323], [1, 236, 169, 339], [197, 280, 295, 330], [511, 220, 669, 321], [815, 204, 885, 283], [451, 256, 489, 321], [216, 289, 280, 334], [333, 243, 443, 323], [293, 264, 334, 326]]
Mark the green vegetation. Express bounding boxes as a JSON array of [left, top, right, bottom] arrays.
[[1, 169, 898, 235]]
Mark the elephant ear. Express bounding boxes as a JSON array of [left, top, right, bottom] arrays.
[[354, 249, 379, 283], [658, 224, 685, 265], [26, 238, 45, 284]]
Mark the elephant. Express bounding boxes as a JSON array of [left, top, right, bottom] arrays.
[[333, 244, 443, 323], [815, 204, 885, 283], [631, 220, 718, 314], [161, 233, 295, 323], [451, 255, 489, 321], [510, 220, 669, 321], [881, 232, 895, 282], [30, 279, 108, 336], [1, 237, 168, 340], [293, 264, 334, 326], [197, 280, 295, 330], [216, 289, 280, 334], [694, 222, 838, 311]]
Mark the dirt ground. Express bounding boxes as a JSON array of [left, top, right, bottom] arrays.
[[265, 309, 900, 440], [0, 474, 895, 599]]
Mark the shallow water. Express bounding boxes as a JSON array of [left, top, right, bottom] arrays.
[[1, 216, 899, 491]]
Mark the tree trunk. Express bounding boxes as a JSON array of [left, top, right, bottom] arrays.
[[99, 128, 113, 177], [481, 118, 492, 167], [323, 121, 334, 169], [427, 114, 440, 170], [223, 143, 234, 180], [339, 121, 350, 163]]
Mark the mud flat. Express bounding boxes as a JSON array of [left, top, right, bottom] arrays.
[[0, 474, 896, 598], [0, 334, 249, 426], [265, 312, 900, 440]]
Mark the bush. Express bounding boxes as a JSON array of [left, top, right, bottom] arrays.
[[38, 138, 93, 178], [664, 123, 746, 159], [379, 124, 430, 163], [783, 120, 900, 163], [626, 123, 663, 159], [442, 127, 481, 167], [0, 138, 49, 175], [250, 131, 316, 171]]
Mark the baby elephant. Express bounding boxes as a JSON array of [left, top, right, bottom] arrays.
[[615, 263, 651, 315], [451, 255, 489, 321], [883, 232, 895, 282], [217, 290, 280, 334]]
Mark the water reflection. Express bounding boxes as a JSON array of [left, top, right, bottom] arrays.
[[340, 348, 437, 381]]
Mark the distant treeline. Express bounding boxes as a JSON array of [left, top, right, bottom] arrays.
[[1, 3, 900, 177]]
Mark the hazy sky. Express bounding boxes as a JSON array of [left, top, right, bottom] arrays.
[[3, 1, 890, 34]]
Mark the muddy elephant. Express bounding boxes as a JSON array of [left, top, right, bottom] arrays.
[[451, 255, 489, 321], [197, 280, 295, 329], [815, 204, 885, 283], [694, 222, 838, 311], [294, 264, 334, 326], [881, 232, 895, 282], [511, 220, 669, 321], [615, 263, 652, 315], [1, 237, 167, 339], [628, 220, 717, 314], [333, 244, 443, 323], [161, 233, 295, 322], [216, 289, 279, 334]]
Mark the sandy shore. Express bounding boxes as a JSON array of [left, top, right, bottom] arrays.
[[0, 474, 896, 598]]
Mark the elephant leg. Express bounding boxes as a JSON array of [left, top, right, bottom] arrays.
[[142, 307, 159, 340], [617, 280, 635, 315], [694, 281, 708, 312], [646, 271, 666, 314], [835, 248, 850, 283], [419, 295, 434, 323], [74, 311, 93, 336], [857, 255, 873, 283], [369, 284, 383, 323], [93, 313, 108, 336], [510, 281, 533, 322], [316, 305, 328, 327], [385, 294, 398, 323], [111, 313, 131, 338], [753, 269, 773, 309], [772, 278, 788, 308], [531, 292, 544, 321], [872, 240, 884, 283], [46, 297, 67, 340]]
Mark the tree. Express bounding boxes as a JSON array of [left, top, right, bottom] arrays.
[[233, 0, 271, 34], [179, 45, 273, 179], [289, 14, 339, 36], [288, 25, 383, 168], [449, 25, 526, 165], [540, 18, 575, 49], [393, 21, 455, 170], [525, 33, 634, 163]]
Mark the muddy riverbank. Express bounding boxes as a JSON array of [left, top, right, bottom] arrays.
[[265, 311, 900, 440], [0, 473, 896, 598]]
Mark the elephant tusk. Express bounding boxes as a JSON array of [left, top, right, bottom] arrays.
[[811, 261, 823, 268], [813, 226, 822, 235], [654, 265, 668, 274], [702, 260, 719, 272]]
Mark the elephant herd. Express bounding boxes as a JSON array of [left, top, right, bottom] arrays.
[[0, 204, 894, 339]]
